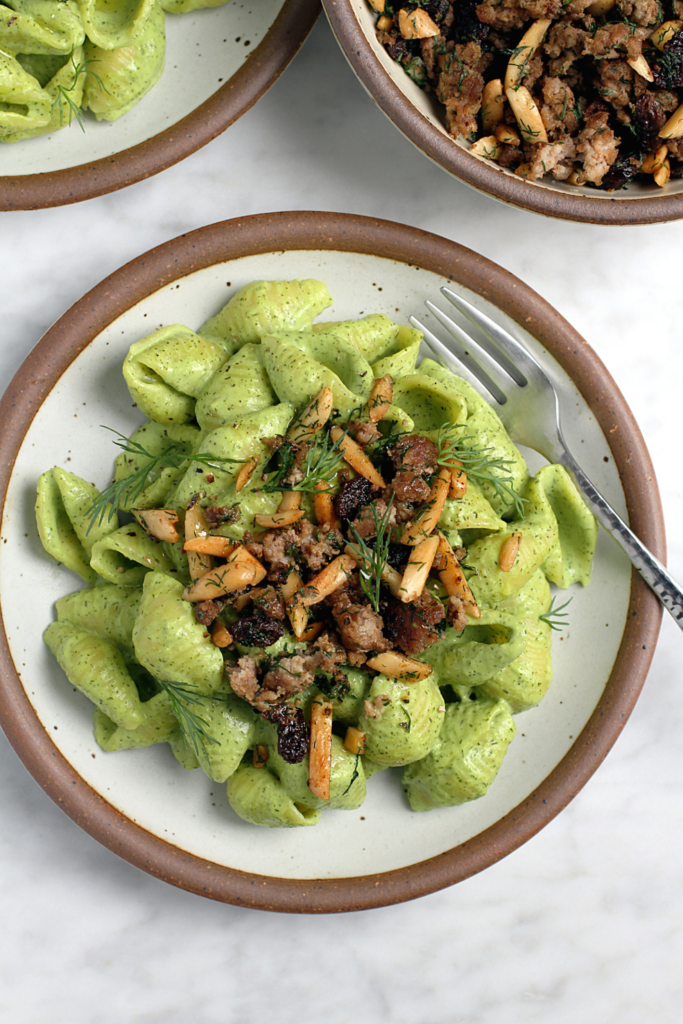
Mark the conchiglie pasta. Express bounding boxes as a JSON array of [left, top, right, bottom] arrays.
[[0, 52, 52, 137], [89, 521, 175, 586], [113, 420, 200, 510], [360, 674, 445, 768], [56, 583, 142, 655], [93, 691, 178, 751], [35, 467, 117, 584], [312, 313, 399, 363], [194, 343, 276, 431], [0, 0, 85, 55], [76, 0, 156, 49], [268, 735, 367, 811], [227, 764, 321, 828]]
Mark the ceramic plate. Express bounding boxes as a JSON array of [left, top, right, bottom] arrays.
[[0, 0, 319, 211], [323, 0, 683, 224], [0, 212, 664, 912]]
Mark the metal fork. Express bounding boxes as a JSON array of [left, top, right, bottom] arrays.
[[411, 287, 683, 631]]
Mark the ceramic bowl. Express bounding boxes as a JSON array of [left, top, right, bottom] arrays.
[[0, 212, 664, 912], [323, 0, 683, 225], [0, 0, 319, 211]]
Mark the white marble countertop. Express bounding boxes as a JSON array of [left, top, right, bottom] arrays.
[[2, 15, 683, 1024]]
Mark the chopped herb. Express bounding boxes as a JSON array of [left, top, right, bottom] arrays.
[[436, 424, 527, 518], [347, 496, 395, 613], [539, 596, 572, 631], [51, 53, 108, 132], [264, 427, 346, 494], [156, 678, 219, 760]]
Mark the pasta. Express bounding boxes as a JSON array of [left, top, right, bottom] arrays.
[[37, 278, 598, 828], [0, 0, 231, 142]]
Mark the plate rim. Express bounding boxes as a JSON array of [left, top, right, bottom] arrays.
[[0, 211, 664, 912], [0, 0, 320, 212], [322, 0, 683, 226]]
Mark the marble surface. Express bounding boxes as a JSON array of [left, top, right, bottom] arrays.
[[1, 14, 683, 1024]]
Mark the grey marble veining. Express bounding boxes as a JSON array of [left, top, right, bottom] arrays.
[[1, 15, 683, 1024]]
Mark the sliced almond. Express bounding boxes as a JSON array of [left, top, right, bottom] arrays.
[[470, 136, 501, 160], [448, 465, 467, 500], [481, 79, 505, 133], [432, 532, 480, 618], [343, 726, 367, 755], [132, 509, 180, 544], [368, 374, 393, 423], [398, 535, 439, 603], [286, 594, 309, 639], [659, 103, 683, 139], [280, 569, 304, 602], [330, 426, 385, 487], [288, 387, 334, 444], [182, 546, 266, 602], [650, 19, 682, 50], [505, 86, 548, 144], [185, 498, 212, 580], [299, 554, 358, 606], [253, 509, 305, 529], [627, 54, 654, 82], [366, 651, 433, 682], [210, 619, 233, 648], [504, 19, 551, 91], [495, 123, 520, 146], [377, 13, 393, 30], [499, 531, 523, 572], [308, 698, 333, 801], [400, 468, 450, 544], [235, 455, 258, 493], [183, 536, 236, 557], [253, 745, 269, 768], [654, 157, 671, 187], [277, 490, 303, 513], [368, 0, 385, 10], [398, 7, 439, 38], [313, 482, 341, 528], [586, 0, 616, 14]]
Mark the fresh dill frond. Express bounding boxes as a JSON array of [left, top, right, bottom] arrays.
[[85, 426, 245, 531], [539, 596, 572, 631], [264, 427, 346, 494], [347, 495, 394, 613], [156, 678, 219, 760], [51, 53, 109, 131], [436, 424, 527, 519]]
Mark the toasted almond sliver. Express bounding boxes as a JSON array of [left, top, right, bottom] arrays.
[[586, 0, 616, 14], [433, 531, 480, 619], [400, 468, 450, 545], [398, 7, 439, 38], [132, 509, 180, 544], [308, 699, 334, 801], [288, 387, 334, 444], [343, 726, 367, 756], [280, 569, 304, 602], [210, 619, 233, 648], [470, 136, 501, 160], [448, 465, 467, 500], [495, 123, 521, 146], [183, 536, 236, 557], [185, 498, 212, 580], [650, 19, 682, 50], [368, 0, 384, 10], [627, 54, 654, 82], [182, 546, 266, 601], [499, 531, 523, 572], [286, 594, 309, 638], [366, 651, 433, 682], [277, 490, 303, 513], [235, 456, 258, 493], [253, 745, 269, 768], [654, 157, 671, 187], [343, 544, 403, 598], [314, 483, 341, 529], [398, 535, 439, 603], [368, 374, 394, 423], [504, 18, 551, 91], [659, 103, 683, 139], [481, 79, 505, 133], [376, 13, 392, 30], [299, 554, 358, 606], [253, 509, 305, 529], [330, 426, 385, 488], [505, 86, 548, 144], [300, 621, 326, 643]]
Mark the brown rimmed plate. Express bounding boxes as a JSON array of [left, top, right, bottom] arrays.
[[0, 0, 319, 212], [323, 0, 683, 225], [0, 211, 664, 912]]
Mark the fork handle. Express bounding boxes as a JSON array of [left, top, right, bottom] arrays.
[[561, 453, 683, 629]]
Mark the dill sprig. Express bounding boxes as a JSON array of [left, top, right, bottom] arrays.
[[264, 428, 346, 494], [85, 426, 244, 531], [156, 678, 219, 760], [539, 596, 572, 631], [51, 54, 108, 131], [346, 495, 394, 613], [436, 423, 527, 519]]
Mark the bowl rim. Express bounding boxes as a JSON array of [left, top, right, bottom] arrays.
[[0, 210, 664, 912], [322, 0, 683, 226], [0, 0, 320, 212]]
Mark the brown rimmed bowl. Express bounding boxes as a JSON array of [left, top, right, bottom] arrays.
[[323, 0, 683, 225], [0, 211, 664, 912], [0, 0, 319, 212]]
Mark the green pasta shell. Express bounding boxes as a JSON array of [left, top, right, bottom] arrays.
[[56, 583, 142, 655], [533, 464, 597, 588], [438, 477, 506, 534], [89, 521, 175, 586], [93, 691, 178, 751], [44, 620, 145, 731], [122, 325, 227, 425], [227, 764, 321, 828], [36, 467, 118, 584], [169, 730, 200, 769], [199, 279, 333, 352], [261, 334, 365, 418], [191, 692, 257, 783], [0, 1, 85, 55], [82, 1, 164, 121], [195, 343, 276, 431], [0, 51, 51, 136], [371, 325, 422, 380], [274, 329, 375, 401], [421, 616, 525, 687], [132, 571, 224, 694], [312, 314, 400, 363], [113, 420, 200, 510], [403, 697, 516, 810], [76, 0, 156, 49], [391, 373, 468, 432], [324, 667, 372, 724], [3, 46, 87, 142], [160, 0, 228, 11], [360, 674, 445, 767], [268, 736, 366, 811]]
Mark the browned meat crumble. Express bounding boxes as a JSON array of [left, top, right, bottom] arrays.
[[371, 0, 683, 188]]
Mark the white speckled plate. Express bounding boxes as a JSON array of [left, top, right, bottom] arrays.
[[0, 213, 663, 912], [0, 0, 319, 210]]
